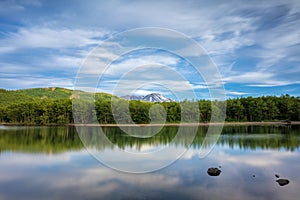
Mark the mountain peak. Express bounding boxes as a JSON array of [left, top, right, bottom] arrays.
[[142, 93, 173, 102], [121, 93, 174, 102]]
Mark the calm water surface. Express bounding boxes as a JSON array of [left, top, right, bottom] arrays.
[[0, 125, 300, 200]]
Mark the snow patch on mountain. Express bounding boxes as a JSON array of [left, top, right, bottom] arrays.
[[121, 93, 174, 102]]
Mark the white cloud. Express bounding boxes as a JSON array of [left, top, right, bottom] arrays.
[[221, 69, 300, 92], [1, 0, 300, 95], [0, 76, 74, 89], [1, 27, 108, 52], [223, 71, 273, 83], [132, 89, 164, 96], [51, 55, 83, 69], [1, 3, 24, 11], [222, 71, 299, 87], [101, 79, 196, 96], [226, 91, 249, 96], [175, 43, 206, 57], [0, 46, 16, 54], [104, 54, 180, 76]]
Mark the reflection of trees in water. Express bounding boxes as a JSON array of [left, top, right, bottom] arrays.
[[0, 125, 300, 153], [0, 126, 83, 154], [219, 125, 300, 151]]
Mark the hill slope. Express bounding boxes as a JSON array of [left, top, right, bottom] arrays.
[[0, 89, 36, 106], [19, 87, 73, 99], [0, 87, 114, 107]]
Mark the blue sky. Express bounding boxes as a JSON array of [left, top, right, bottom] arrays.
[[0, 0, 300, 99]]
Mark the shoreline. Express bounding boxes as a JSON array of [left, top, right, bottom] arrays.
[[1, 121, 299, 127]]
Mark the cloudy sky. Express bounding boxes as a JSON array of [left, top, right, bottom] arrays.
[[1, 0, 300, 99]]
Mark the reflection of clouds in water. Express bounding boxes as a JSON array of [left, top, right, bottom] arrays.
[[216, 150, 296, 167], [181, 148, 197, 160], [0, 145, 300, 199], [124, 144, 163, 153], [0, 157, 181, 199], [0, 152, 72, 165], [173, 150, 299, 200]]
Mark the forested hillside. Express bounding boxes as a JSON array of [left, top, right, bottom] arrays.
[[0, 88, 299, 125]]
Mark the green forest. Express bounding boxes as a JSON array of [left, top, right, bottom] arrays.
[[0, 88, 300, 125]]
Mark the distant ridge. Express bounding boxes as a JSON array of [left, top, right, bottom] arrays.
[[121, 95, 143, 101]]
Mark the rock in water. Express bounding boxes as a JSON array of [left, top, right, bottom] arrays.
[[276, 179, 290, 186], [275, 174, 280, 178], [207, 168, 221, 176]]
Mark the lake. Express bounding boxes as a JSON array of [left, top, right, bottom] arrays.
[[0, 125, 300, 200]]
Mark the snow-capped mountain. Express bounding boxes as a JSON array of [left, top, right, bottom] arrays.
[[142, 93, 173, 102], [121, 93, 174, 102]]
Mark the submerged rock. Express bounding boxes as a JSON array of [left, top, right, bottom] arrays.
[[207, 167, 221, 176], [276, 179, 290, 186]]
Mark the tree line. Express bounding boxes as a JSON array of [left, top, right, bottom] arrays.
[[0, 94, 299, 125]]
